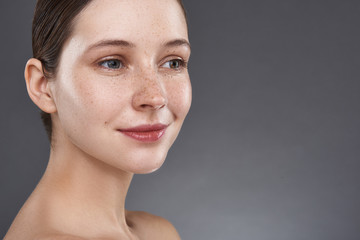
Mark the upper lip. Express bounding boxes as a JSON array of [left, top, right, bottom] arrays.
[[118, 123, 168, 132]]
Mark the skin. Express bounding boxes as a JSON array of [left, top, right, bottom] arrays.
[[4, 0, 191, 239]]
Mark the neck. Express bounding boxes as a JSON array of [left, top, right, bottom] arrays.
[[36, 131, 134, 237]]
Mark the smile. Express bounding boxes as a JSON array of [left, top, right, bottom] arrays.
[[118, 124, 168, 142]]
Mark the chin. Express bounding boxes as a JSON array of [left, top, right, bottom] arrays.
[[97, 145, 170, 174], [122, 152, 168, 174], [112, 130, 177, 174], [132, 165, 163, 174]]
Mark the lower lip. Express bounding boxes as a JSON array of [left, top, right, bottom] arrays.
[[119, 128, 166, 142]]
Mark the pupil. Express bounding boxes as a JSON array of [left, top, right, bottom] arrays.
[[170, 60, 179, 68], [109, 60, 119, 68]]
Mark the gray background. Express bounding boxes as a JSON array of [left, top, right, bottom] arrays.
[[1, 0, 359, 239]]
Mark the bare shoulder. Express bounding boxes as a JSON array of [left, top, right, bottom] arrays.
[[34, 235, 115, 240], [126, 210, 181, 239], [33, 234, 87, 240]]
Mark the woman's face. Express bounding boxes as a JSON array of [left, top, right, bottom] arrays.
[[50, 0, 191, 173]]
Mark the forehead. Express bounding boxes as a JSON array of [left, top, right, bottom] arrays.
[[71, 0, 188, 46]]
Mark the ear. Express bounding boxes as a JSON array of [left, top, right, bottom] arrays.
[[24, 58, 57, 113]]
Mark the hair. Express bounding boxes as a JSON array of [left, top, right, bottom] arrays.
[[32, 0, 187, 142]]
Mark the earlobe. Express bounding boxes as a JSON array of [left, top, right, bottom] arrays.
[[24, 58, 57, 113]]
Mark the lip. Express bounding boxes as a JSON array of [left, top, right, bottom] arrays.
[[117, 124, 168, 142]]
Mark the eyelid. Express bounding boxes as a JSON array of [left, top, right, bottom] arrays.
[[160, 56, 188, 69], [96, 55, 126, 70]]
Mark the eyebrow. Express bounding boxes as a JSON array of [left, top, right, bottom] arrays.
[[164, 39, 191, 50], [86, 40, 135, 51], [86, 38, 191, 51]]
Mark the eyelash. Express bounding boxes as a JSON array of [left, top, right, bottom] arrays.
[[96, 57, 188, 71], [162, 59, 188, 70], [98, 59, 124, 70]]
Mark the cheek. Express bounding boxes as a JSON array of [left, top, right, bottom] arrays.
[[166, 77, 192, 119], [54, 72, 131, 131]]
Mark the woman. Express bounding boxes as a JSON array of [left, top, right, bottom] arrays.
[[4, 0, 191, 239]]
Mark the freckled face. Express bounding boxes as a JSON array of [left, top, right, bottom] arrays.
[[50, 0, 191, 173]]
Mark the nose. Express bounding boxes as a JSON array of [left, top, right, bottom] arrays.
[[132, 72, 167, 111]]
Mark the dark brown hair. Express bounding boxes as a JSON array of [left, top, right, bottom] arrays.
[[32, 0, 187, 142]]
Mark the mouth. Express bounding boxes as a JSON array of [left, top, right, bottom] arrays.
[[117, 123, 168, 142]]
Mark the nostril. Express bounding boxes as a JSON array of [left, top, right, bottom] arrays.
[[139, 101, 166, 110], [140, 104, 148, 108]]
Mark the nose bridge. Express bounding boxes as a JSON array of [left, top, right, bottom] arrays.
[[132, 65, 167, 110]]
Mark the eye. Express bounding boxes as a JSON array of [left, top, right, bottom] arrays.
[[162, 59, 186, 69], [98, 59, 123, 69]]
